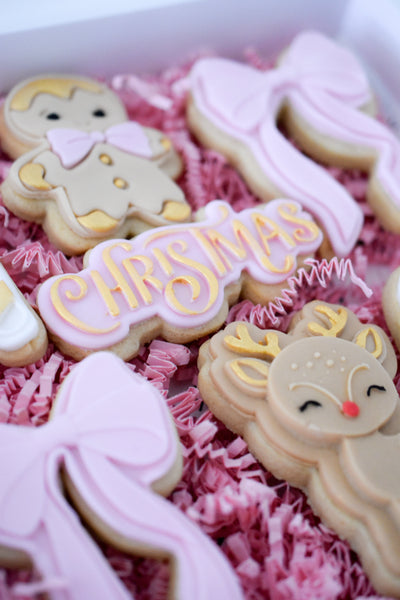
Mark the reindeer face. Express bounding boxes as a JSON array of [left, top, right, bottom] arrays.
[[268, 336, 398, 443]]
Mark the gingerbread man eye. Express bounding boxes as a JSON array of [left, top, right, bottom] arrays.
[[366, 384, 386, 397], [299, 400, 322, 412], [46, 112, 61, 120], [93, 109, 106, 117]]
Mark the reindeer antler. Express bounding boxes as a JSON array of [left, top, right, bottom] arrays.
[[224, 323, 281, 359], [308, 305, 348, 338]]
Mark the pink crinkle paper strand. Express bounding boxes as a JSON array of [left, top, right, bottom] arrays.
[[1, 49, 400, 600]]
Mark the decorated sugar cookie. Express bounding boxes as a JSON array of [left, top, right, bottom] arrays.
[[382, 266, 400, 355], [0, 262, 47, 366], [0, 352, 243, 600], [188, 31, 400, 256], [0, 74, 190, 255], [36, 199, 322, 361], [198, 301, 400, 597]]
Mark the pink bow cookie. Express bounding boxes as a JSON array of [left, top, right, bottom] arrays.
[[46, 121, 153, 168], [188, 30, 400, 256], [0, 352, 243, 600]]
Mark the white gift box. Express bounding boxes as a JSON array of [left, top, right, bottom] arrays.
[[0, 0, 399, 131]]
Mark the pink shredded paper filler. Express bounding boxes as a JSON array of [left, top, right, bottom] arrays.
[[0, 50, 399, 600]]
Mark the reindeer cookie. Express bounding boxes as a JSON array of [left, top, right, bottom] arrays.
[[0, 74, 190, 255], [0, 262, 47, 366], [198, 301, 400, 597], [0, 352, 243, 600], [188, 31, 400, 256]]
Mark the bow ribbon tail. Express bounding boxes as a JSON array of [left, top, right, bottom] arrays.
[[256, 117, 363, 257], [34, 480, 132, 600], [288, 89, 400, 219], [66, 454, 243, 600]]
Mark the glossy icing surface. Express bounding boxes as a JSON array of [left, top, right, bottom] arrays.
[[0, 352, 243, 599], [189, 31, 380, 256], [37, 199, 322, 351]]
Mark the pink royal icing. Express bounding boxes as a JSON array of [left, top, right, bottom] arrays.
[[46, 122, 153, 168], [37, 199, 322, 352], [189, 31, 386, 256], [0, 352, 243, 599]]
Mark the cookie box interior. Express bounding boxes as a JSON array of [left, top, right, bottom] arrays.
[[1, 0, 399, 131]]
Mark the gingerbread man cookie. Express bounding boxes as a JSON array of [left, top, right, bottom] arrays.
[[36, 199, 322, 361], [198, 301, 400, 597], [0, 74, 190, 254], [0, 262, 47, 366], [0, 352, 243, 600], [188, 31, 400, 256]]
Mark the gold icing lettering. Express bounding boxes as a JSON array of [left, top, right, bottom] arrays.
[[151, 247, 174, 276], [278, 203, 321, 243], [50, 275, 120, 333], [251, 213, 295, 273], [166, 240, 218, 314], [206, 219, 293, 274], [122, 255, 163, 305], [91, 243, 139, 315], [189, 228, 227, 276], [252, 212, 296, 250], [165, 276, 201, 315]]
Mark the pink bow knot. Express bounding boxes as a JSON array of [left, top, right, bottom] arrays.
[[0, 353, 244, 600], [189, 30, 371, 256], [46, 121, 154, 168]]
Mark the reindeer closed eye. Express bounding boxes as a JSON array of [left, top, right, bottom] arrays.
[[198, 301, 400, 596]]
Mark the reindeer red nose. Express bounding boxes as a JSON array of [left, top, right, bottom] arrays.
[[342, 400, 359, 418]]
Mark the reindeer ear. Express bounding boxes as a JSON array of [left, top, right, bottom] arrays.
[[353, 326, 397, 378], [224, 357, 270, 399], [218, 323, 287, 404], [18, 162, 55, 191]]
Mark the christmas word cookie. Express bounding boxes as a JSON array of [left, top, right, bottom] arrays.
[[0, 262, 47, 366], [188, 31, 400, 256], [198, 301, 400, 597], [37, 199, 322, 361], [0, 74, 190, 255], [0, 352, 243, 599]]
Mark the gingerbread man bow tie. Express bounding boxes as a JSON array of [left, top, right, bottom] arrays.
[[46, 121, 153, 168], [0, 352, 243, 600]]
